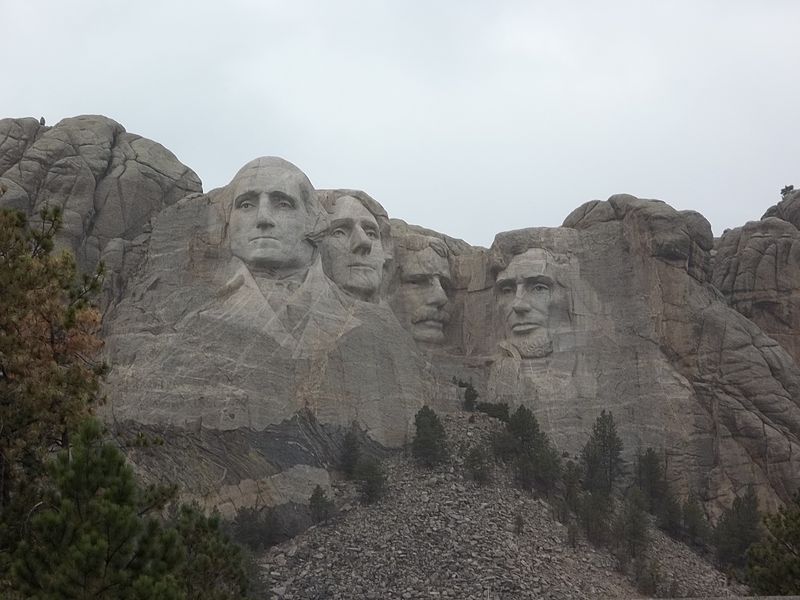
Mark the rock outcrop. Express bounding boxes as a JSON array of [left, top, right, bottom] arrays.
[[713, 189, 800, 364], [0, 115, 201, 275], [2, 115, 799, 525]]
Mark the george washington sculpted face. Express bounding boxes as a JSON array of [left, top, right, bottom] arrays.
[[227, 157, 320, 277]]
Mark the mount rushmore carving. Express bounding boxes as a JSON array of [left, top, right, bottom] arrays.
[[3, 115, 800, 525]]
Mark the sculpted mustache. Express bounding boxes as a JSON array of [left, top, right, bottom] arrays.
[[412, 309, 451, 324]]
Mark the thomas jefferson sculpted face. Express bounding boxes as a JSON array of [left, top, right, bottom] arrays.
[[390, 236, 451, 344], [495, 248, 555, 358], [320, 195, 387, 302], [228, 157, 319, 277]]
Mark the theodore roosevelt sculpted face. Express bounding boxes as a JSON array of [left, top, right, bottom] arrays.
[[390, 236, 451, 344]]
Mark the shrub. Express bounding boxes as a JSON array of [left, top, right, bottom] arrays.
[[491, 430, 519, 463], [612, 487, 650, 569], [464, 381, 479, 412], [635, 447, 666, 512], [714, 487, 761, 570], [412, 406, 448, 467], [563, 460, 582, 513], [682, 494, 711, 546], [578, 490, 612, 546], [567, 520, 579, 548], [476, 402, 510, 423], [514, 513, 525, 536], [309, 485, 335, 523], [748, 492, 800, 595], [354, 457, 387, 504], [656, 489, 682, 538], [228, 506, 280, 551], [340, 429, 360, 479], [515, 453, 537, 491], [634, 556, 661, 596], [464, 445, 492, 485], [173, 504, 250, 600]]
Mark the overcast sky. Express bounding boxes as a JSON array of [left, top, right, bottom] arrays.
[[3, 1, 798, 247]]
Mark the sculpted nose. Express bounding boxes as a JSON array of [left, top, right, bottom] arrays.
[[426, 277, 448, 308], [511, 292, 531, 314], [256, 195, 275, 227], [350, 227, 371, 255]]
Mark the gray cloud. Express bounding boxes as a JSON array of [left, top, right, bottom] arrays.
[[4, 1, 798, 246]]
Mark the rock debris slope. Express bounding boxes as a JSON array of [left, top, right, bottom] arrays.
[[261, 414, 748, 600]]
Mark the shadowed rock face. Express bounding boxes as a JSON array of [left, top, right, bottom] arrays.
[[4, 115, 800, 522]]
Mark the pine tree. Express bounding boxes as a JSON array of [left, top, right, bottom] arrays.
[[748, 492, 800, 595], [581, 410, 623, 496], [656, 489, 682, 538], [463, 381, 479, 412], [464, 445, 492, 485], [714, 487, 762, 570], [635, 448, 666, 512], [174, 503, 250, 600], [0, 208, 105, 588], [309, 485, 335, 523], [412, 406, 448, 467], [354, 457, 386, 504], [505, 406, 561, 492], [612, 487, 650, 568], [10, 420, 183, 599], [682, 494, 711, 546], [563, 460, 582, 513], [340, 429, 360, 478]]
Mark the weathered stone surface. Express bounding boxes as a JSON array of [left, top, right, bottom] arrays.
[[0, 115, 201, 272], [426, 195, 800, 517], [4, 114, 800, 525], [713, 189, 800, 363], [101, 158, 437, 517]]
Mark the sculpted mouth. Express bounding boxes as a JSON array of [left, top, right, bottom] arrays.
[[414, 319, 444, 330], [511, 322, 541, 333], [348, 262, 375, 269], [250, 236, 277, 241]]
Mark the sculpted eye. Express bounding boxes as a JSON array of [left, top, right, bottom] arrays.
[[275, 198, 294, 209], [237, 199, 256, 210], [531, 283, 550, 293], [331, 228, 347, 238], [499, 285, 515, 295], [365, 229, 379, 240]]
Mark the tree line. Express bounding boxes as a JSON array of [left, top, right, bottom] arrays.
[[0, 208, 265, 599]]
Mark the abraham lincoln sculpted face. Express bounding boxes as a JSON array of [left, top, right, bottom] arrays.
[[495, 248, 555, 358]]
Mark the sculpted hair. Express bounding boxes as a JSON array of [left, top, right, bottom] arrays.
[[220, 156, 328, 246], [314, 189, 393, 258], [394, 234, 449, 263]]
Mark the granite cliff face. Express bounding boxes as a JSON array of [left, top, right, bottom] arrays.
[[2, 115, 799, 525], [713, 189, 800, 364]]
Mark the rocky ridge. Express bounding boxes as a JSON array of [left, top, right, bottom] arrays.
[[261, 413, 748, 599]]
